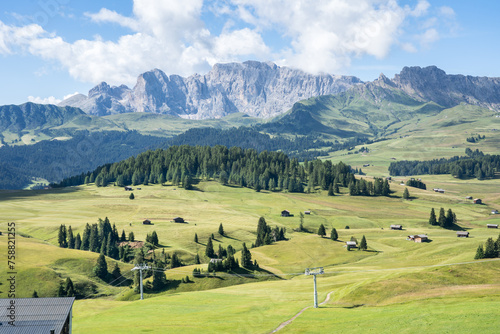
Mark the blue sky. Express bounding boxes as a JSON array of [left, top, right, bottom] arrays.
[[0, 0, 499, 105]]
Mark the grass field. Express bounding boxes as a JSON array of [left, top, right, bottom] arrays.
[[1, 168, 499, 332]]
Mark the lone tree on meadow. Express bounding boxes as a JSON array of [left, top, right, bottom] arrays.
[[403, 188, 410, 200], [318, 224, 326, 237], [129, 192, 135, 200], [93, 253, 108, 280], [429, 208, 437, 226], [218, 223, 224, 236], [194, 233, 198, 243], [205, 237, 215, 258], [330, 228, 338, 241], [359, 235, 368, 251]]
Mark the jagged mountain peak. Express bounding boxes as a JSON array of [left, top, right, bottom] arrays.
[[59, 61, 362, 119]]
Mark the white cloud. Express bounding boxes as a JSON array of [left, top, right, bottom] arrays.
[[409, 0, 430, 17], [0, 0, 455, 85], [419, 28, 440, 47], [440, 6, 455, 18], [27, 95, 61, 105], [401, 42, 417, 53], [85, 8, 139, 31]]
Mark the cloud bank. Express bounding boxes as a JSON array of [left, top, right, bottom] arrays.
[[0, 0, 456, 87]]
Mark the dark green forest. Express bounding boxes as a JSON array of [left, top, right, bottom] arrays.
[[54, 145, 390, 196], [388, 149, 500, 179]]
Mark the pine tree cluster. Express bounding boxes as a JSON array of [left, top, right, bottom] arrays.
[[254, 217, 286, 247], [475, 234, 500, 259], [54, 145, 386, 196], [428, 208, 457, 228]]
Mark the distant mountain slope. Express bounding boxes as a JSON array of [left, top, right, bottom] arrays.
[[59, 61, 362, 119], [388, 66, 500, 111], [259, 75, 445, 137], [0, 131, 165, 189], [0, 103, 85, 133]]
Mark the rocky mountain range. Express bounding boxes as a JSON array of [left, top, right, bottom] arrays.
[[59, 63, 500, 119], [375, 66, 500, 111], [58, 61, 361, 119]]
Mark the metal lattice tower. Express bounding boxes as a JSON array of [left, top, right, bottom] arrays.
[[131, 263, 151, 300], [305, 267, 324, 308]]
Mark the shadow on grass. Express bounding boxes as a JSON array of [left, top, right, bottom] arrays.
[[343, 304, 365, 309]]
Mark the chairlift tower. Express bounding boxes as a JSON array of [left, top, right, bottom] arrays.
[[131, 263, 151, 300], [305, 267, 324, 308]]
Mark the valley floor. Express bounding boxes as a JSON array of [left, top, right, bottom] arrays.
[[1, 176, 499, 333]]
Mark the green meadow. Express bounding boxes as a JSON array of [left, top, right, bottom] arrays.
[[0, 163, 499, 333]]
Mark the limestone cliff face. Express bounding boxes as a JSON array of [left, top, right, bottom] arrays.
[[386, 66, 500, 110], [59, 61, 361, 118]]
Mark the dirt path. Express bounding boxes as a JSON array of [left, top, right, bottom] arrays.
[[269, 291, 334, 333]]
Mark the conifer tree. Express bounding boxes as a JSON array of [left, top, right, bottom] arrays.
[[445, 209, 454, 228], [218, 223, 225, 236], [205, 237, 215, 258], [318, 224, 326, 237], [484, 238, 496, 258], [32, 290, 39, 298], [58, 224, 68, 248], [129, 192, 135, 200], [194, 233, 198, 243], [75, 233, 82, 250], [241, 243, 252, 267], [81, 223, 91, 250], [121, 230, 126, 242], [330, 228, 338, 241], [112, 262, 121, 279], [328, 183, 334, 196], [359, 235, 368, 250], [93, 254, 108, 280], [151, 231, 159, 246], [128, 231, 135, 242], [474, 244, 485, 259], [67, 226, 75, 249], [57, 282, 65, 297], [194, 254, 200, 264], [438, 208, 446, 227], [429, 208, 437, 226], [403, 188, 410, 200], [65, 278, 75, 297]]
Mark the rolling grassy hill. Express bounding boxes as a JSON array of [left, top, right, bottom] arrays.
[[1, 172, 499, 332]]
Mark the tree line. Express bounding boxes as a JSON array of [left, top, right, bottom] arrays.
[[475, 234, 500, 259], [388, 149, 499, 180], [57, 217, 151, 263], [53, 145, 391, 196]]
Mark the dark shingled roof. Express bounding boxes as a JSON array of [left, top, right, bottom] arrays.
[[0, 297, 75, 334]]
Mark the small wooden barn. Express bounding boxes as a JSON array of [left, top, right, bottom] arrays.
[[124, 186, 133, 191], [209, 258, 223, 263], [390, 224, 403, 230], [408, 234, 428, 243], [143, 219, 152, 225], [465, 196, 473, 200], [304, 211, 311, 215], [172, 217, 185, 223], [473, 198, 482, 204], [346, 241, 357, 248], [456, 231, 469, 238], [487, 224, 498, 229], [492, 210, 498, 215], [281, 210, 292, 217]]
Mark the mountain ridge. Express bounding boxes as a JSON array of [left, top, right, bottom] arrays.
[[59, 61, 362, 119]]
